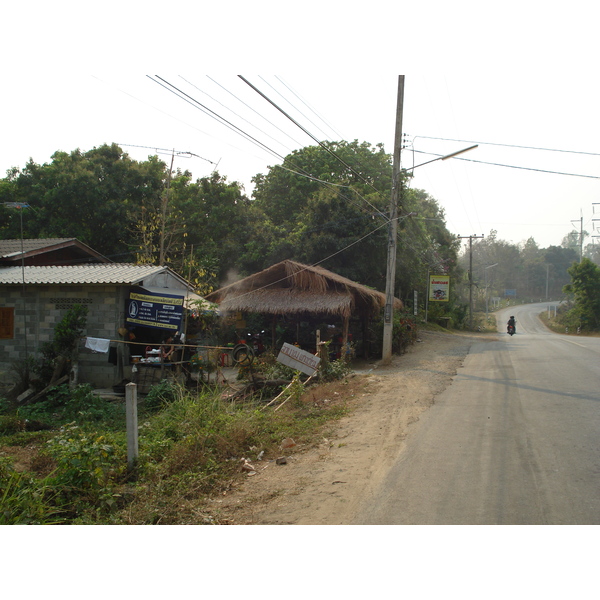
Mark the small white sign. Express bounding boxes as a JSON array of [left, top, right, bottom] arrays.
[[277, 343, 321, 376]]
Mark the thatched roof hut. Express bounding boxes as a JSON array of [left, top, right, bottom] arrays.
[[206, 260, 403, 355]]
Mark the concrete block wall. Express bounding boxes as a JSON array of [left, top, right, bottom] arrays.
[[1, 284, 126, 389]]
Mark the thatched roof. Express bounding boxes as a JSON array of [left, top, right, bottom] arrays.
[[205, 260, 403, 319]]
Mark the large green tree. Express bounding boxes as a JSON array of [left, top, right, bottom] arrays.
[[1, 144, 165, 260], [563, 258, 600, 330], [245, 140, 459, 297]]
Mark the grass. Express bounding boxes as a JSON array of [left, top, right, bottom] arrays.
[[0, 372, 353, 525]]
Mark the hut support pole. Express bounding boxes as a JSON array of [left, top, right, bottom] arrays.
[[342, 315, 349, 358], [271, 315, 277, 350]]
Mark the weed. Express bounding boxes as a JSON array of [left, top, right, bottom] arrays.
[[0, 457, 65, 524], [144, 379, 182, 411], [44, 424, 126, 516]]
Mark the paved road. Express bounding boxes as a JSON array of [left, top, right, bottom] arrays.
[[356, 303, 600, 524]]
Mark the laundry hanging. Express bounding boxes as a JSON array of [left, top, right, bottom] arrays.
[[85, 337, 111, 353]]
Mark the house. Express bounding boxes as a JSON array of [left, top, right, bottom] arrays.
[[0, 238, 110, 267], [0, 263, 204, 389], [205, 259, 403, 358]]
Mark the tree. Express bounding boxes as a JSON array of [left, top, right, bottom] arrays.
[[248, 140, 393, 286], [563, 258, 600, 330], [544, 245, 578, 297], [244, 140, 461, 309], [167, 170, 251, 292], [2, 144, 166, 260]]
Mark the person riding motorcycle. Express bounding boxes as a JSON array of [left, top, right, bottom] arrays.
[[507, 315, 516, 334]]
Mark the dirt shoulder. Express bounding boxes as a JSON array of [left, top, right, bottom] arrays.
[[211, 329, 492, 524]]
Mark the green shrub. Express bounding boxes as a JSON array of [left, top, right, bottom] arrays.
[[45, 424, 125, 514], [18, 384, 123, 427], [144, 379, 182, 411]]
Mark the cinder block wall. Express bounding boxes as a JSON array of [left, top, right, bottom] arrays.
[[1, 284, 126, 389]]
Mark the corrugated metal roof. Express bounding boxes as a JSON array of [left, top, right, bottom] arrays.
[[0, 264, 169, 285], [0, 238, 77, 258]]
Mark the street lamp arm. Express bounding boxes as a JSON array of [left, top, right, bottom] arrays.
[[404, 144, 478, 172]]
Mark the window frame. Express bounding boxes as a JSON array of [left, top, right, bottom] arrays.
[[0, 307, 15, 340]]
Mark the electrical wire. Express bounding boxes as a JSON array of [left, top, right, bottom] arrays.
[[238, 76, 384, 195], [258, 75, 333, 142], [180, 76, 299, 157], [149, 76, 286, 163], [206, 75, 306, 148], [148, 76, 444, 268], [409, 148, 600, 180], [414, 135, 600, 158], [274, 75, 345, 141]]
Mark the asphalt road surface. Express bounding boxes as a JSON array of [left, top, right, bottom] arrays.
[[356, 303, 600, 524]]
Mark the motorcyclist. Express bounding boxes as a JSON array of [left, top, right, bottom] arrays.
[[507, 315, 516, 334]]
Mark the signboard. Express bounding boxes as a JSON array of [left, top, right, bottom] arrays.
[[277, 343, 321, 376], [126, 289, 184, 331], [504, 289, 517, 297], [429, 275, 450, 302]]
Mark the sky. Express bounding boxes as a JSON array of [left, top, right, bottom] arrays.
[[2, 2, 600, 257], [2, 0, 594, 587]]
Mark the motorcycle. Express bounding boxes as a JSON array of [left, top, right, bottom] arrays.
[[507, 324, 516, 336], [232, 330, 266, 365]]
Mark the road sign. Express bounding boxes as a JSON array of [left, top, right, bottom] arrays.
[[277, 343, 321, 376]]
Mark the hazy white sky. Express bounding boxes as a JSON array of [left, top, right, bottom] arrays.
[[2, 1, 599, 256], [2, 0, 594, 588]]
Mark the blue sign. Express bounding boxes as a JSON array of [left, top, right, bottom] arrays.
[[126, 289, 184, 331], [504, 289, 517, 297]]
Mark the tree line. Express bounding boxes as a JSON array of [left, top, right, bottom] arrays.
[[0, 141, 457, 299], [1, 141, 598, 329]]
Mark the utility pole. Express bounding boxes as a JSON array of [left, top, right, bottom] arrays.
[[571, 210, 584, 262], [159, 149, 175, 266], [458, 234, 484, 329], [382, 75, 405, 365]]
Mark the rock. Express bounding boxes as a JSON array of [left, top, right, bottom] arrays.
[[240, 458, 256, 472], [280, 437, 296, 449], [276, 457, 287, 465]]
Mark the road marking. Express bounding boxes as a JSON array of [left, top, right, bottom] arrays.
[[558, 338, 588, 349]]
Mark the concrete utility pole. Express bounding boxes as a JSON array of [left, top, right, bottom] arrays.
[[458, 234, 484, 329], [382, 75, 405, 366], [571, 210, 583, 262]]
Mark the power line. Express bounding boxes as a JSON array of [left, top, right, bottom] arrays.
[[238, 75, 383, 194], [149, 76, 389, 223], [116, 143, 217, 165], [205, 75, 305, 148], [409, 149, 600, 180], [180, 76, 299, 156], [274, 76, 345, 141], [258, 75, 333, 142], [414, 135, 600, 158]]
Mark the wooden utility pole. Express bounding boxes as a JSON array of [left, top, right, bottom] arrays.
[[382, 75, 405, 365], [458, 234, 484, 329]]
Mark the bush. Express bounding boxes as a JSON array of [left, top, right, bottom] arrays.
[[144, 379, 183, 411], [30, 304, 89, 389], [18, 384, 123, 427], [45, 424, 124, 514]]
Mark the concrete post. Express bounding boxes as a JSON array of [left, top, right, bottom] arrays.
[[125, 382, 139, 471]]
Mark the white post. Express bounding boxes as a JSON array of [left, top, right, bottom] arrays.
[[126, 382, 139, 471]]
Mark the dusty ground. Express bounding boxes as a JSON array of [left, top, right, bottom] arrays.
[[210, 329, 491, 524]]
